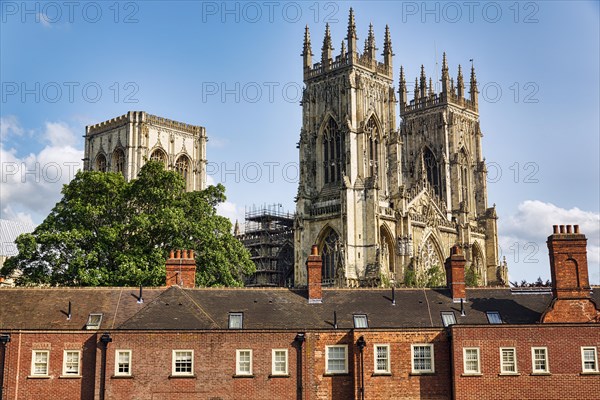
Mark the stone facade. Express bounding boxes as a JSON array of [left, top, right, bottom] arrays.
[[84, 111, 207, 191], [294, 9, 507, 288]]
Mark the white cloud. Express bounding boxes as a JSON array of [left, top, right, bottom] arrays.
[[216, 201, 245, 233], [0, 115, 24, 137], [1, 117, 83, 225], [499, 200, 600, 285]]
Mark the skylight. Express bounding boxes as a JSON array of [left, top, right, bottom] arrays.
[[85, 313, 103, 330], [486, 311, 502, 324], [228, 312, 243, 329], [353, 314, 368, 328], [441, 312, 456, 327]]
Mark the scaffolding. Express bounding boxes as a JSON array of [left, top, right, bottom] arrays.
[[238, 204, 295, 287]]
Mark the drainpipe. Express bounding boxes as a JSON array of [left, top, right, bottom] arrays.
[[0, 333, 10, 400], [99, 333, 112, 400], [294, 333, 305, 400], [356, 336, 366, 400]]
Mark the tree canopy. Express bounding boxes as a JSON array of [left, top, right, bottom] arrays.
[[1, 161, 254, 287]]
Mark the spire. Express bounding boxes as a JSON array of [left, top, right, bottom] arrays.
[[383, 24, 393, 67], [347, 7, 357, 56], [364, 23, 377, 59], [428, 77, 434, 96], [469, 62, 478, 107], [233, 219, 240, 236], [321, 23, 333, 68], [419, 65, 427, 98], [340, 40, 346, 59], [414, 77, 420, 101], [457, 64, 465, 99], [441, 52, 450, 95], [399, 65, 407, 108], [302, 25, 313, 70]]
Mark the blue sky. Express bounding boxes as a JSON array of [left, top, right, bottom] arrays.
[[1, 1, 599, 284]]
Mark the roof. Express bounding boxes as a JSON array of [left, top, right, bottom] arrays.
[[2, 286, 598, 331]]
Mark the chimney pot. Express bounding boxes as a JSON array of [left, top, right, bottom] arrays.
[[176, 250, 181, 258], [170, 250, 175, 259], [311, 244, 319, 256], [189, 249, 195, 258], [183, 250, 188, 259], [574, 225, 579, 233], [566, 225, 572, 234], [559, 225, 565, 233]]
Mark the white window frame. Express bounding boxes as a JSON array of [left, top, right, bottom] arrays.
[[373, 344, 390, 374], [115, 350, 132, 376], [236, 349, 253, 376], [172, 350, 194, 376], [531, 347, 549, 374], [463, 347, 480, 375], [62, 350, 81, 376], [31, 350, 50, 376], [325, 345, 348, 374], [581, 347, 599, 373], [411, 344, 435, 374], [271, 349, 288, 376], [500, 347, 518, 374]]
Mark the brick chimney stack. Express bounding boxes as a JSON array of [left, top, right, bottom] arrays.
[[445, 245, 466, 302], [307, 245, 322, 304], [165, 249, 196, 288], [541, 225, 600, 323]]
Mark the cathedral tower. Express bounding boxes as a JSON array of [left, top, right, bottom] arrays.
[[84, 111, 207, 191], [295, 10, 399, 287], [397, 56, 506, 286], [295, 10, 507, 288]]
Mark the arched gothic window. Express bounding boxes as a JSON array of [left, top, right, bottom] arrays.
[[150, 148, 168, 167], [323, 117, 345, 184], [95, 154, 107, 172], [112, 149, 125, 175], [459, 150, 469, 204], [175, 155, 191, 188], [365, 117, 379, 178], [423, 147, 441, 197], [321, 229, 341, 285]]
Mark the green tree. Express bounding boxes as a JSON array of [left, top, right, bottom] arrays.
[[1, 161, 254, 287], [465, 265, 481, 287]]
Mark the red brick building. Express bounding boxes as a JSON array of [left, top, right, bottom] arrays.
[[1, 225, 598, 400]]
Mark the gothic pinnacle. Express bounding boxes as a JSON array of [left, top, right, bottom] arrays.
[[442, 52, 448, 73], [347, 7, 357, 56], [302, 25, 313, 56], [457, 64, 465, 98], [419, 65, 427, 98], [399, 66, 406, 85], [340, 40, 346, 57], [414, 77, 420, 100], [383, 24, 393, 67], [321, 23, 333, 66], [428, 78, 434, 96], [347, 7, 357, 39]]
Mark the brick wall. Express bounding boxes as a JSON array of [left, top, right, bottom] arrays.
[[1, 332, 97, 400], [451, 325, 600, 400]]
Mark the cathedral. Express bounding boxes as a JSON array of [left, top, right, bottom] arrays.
[[294, 9, 508, 288]]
